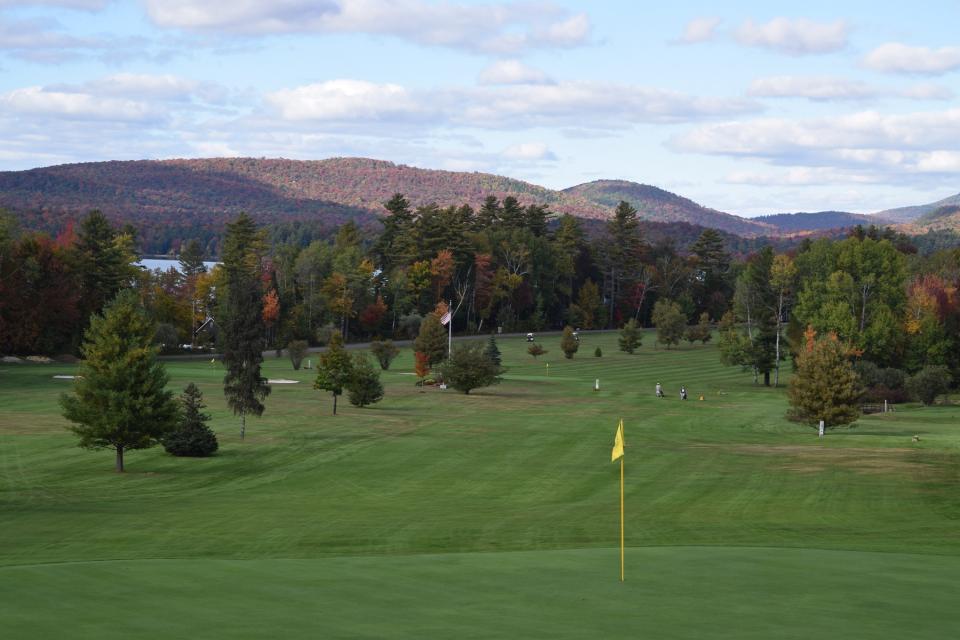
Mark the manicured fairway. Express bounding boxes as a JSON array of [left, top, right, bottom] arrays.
[[1, 331, 958, 638]]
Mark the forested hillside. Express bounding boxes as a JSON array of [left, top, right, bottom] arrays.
[[563, 180, 775, 236]]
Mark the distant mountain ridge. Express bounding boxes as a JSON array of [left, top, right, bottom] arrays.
[[877, 192, 960, 223], [752, 211, 888, 233], [562, 179, 774, 236], [0, 156, 936, 248]]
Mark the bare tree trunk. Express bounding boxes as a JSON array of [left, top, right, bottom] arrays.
[[115, 446, 124, 473], [333, 393, 338, 416], [240, 412, 246, 440]]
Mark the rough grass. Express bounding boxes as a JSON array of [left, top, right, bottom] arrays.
[[1, 330, 958, 638]]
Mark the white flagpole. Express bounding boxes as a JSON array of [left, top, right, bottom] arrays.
[[448, 299, 452, 359]]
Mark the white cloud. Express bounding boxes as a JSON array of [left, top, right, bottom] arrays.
[[478, 60, 552, 85], [863, 43, 960, 75], [143, 0, 591, 54], [748, 76, 877, 101], [265, 79, 427, 122], [673, 108, 960, 186], [455, 82, 760, 128], [0, 86, 156, 121], [676, 17, 720, 44], [501, 142, 556, 161], [265, 78, 760, 130], [734, 17, 848, 55]]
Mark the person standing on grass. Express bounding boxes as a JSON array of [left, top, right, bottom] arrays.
[[680, 386, 688, 400], [656, 382, 663, 398]]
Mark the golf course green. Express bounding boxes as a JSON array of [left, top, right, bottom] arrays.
[[2, 331, 958, 638]]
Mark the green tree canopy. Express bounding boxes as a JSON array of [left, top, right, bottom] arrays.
[[314, 333, 354, 415], [61, 290, 179, 472], [652, 299, 685, 349], [441, 341, 503, 394]]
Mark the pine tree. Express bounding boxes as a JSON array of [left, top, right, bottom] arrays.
[[618, 318, 642, 354], [178, 239, 207, 277], [787, 336, 862, 430], [220, 213, 271, 439], [484, 335, 502, 367], [61, 290, 179, 472], [314, 333, 354, 415], [346, 353, 384, 407], [163, 383, 219, 457], [414, 313, 448, 365]]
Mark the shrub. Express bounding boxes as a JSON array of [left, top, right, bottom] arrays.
[[560, 326, 579, 359], [594, 347, 602, 357], [907, 365, 953, 405], [370, 339, 400, 370], [441, 341, 503, 394], [527, 343, 546, 359], [163, 383, 218, 457], [288, 340, 308, 370], [346, 354, 384, 407]]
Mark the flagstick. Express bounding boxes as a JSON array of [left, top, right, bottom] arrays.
[[447, 299, 452, 359], [620, 455, 624, 582]]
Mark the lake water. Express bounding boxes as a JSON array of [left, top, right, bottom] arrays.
[[137, 258, 220, 273]]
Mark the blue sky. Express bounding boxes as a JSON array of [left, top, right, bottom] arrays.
[[1, 1, 959, 216]]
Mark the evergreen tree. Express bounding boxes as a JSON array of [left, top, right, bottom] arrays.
[[560, 325, 579, 359], [346, 353, 385, 407], [441, 341, 503, 394], [690, 229, 732, 318], [618, 318, 642, 354], [414, 313, 448, 365], [603, 201, 645, 326], [373, 193, 416, 272], [61, 290, 179, 472], [314, 333, 354, 415], [163, 383, 219, 457], [76, 210, 136, 326], [476, 196, 501, 229], [178, 239, 207, 277], [484, 335, 502, 367], [220, 213, 271, 439], [787, 335, 862, 430]]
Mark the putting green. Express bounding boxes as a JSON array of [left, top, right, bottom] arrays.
[[2, 547, 957, 639]]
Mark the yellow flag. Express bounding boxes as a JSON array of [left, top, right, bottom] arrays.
[[611, 419, 624, 462]]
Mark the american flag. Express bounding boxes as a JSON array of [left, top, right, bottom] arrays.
[[440, 311, 451, 326]]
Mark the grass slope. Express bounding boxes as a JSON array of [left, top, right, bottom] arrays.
[[1, 331, 958, 637]]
